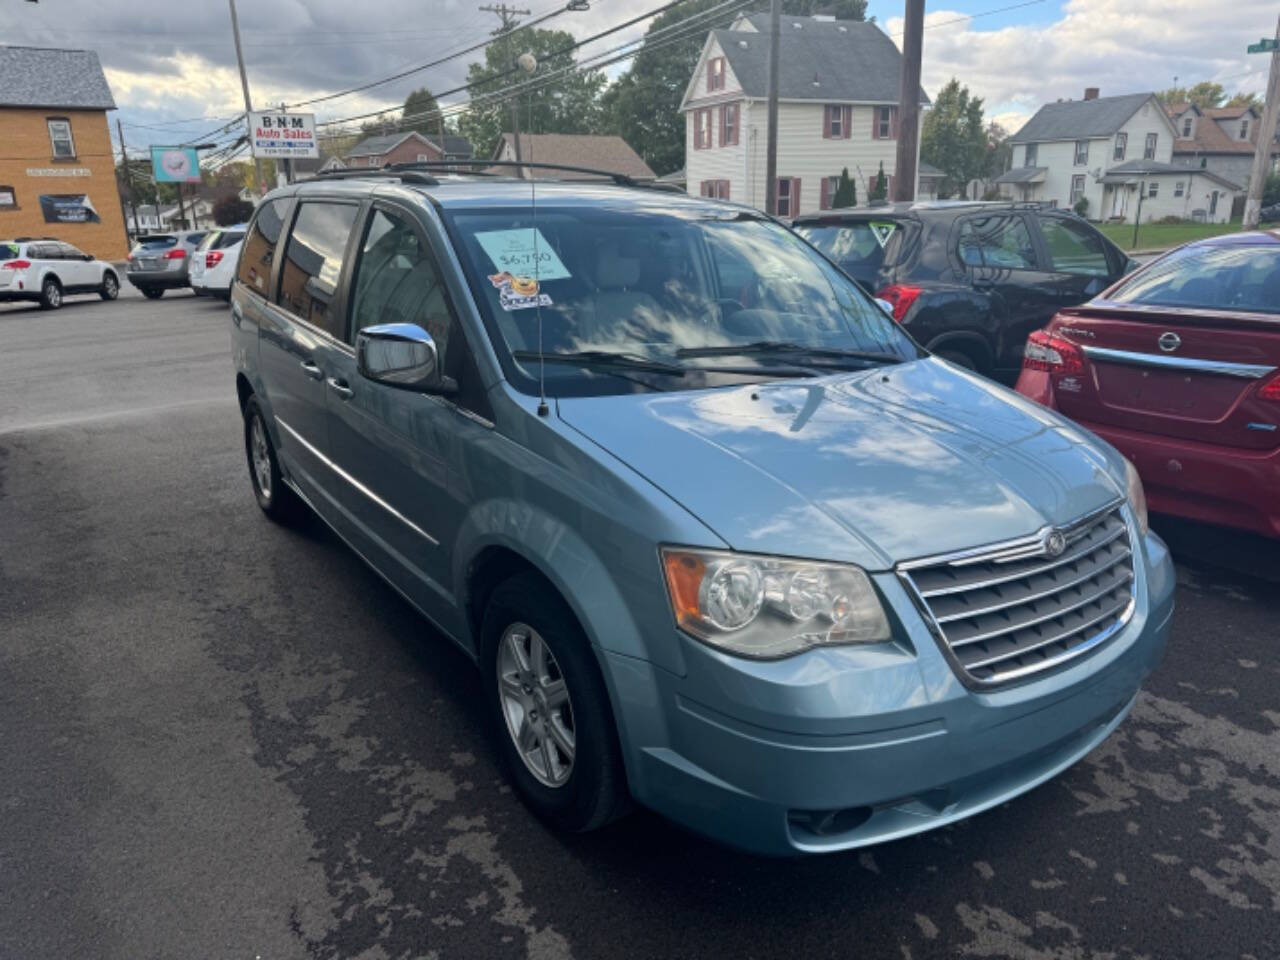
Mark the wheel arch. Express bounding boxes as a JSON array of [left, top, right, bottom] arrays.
[[925, 331, 994, 372]]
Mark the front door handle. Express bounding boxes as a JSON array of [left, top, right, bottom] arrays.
[[300, 359, 324, 380], [326, 377, 354, 400]]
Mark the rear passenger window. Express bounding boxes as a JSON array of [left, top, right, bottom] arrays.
[[348, 208, 455, 362], [278, 202, 358, 338], [236, 198, 289, 296], [1038, 217, 1111, 276], [957, 216, 1036, 270]]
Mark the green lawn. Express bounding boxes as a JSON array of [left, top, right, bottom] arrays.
[[1095, 218, 1245, 252]]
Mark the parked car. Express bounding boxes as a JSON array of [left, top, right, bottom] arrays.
[[0, 237, 120, 308], [1016, 231, 1280, 539], [793, 202, 1136, 381], [190, 226, 245, 300], [125, 230, 208, 298], [231, 169, 1173, 856], [1259, 201, 1280, 224]]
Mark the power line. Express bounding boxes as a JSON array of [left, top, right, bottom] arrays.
[[887, 0, 1050, 37]]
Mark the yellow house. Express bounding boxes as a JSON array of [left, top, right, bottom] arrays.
[[0, 46, 129, 261]]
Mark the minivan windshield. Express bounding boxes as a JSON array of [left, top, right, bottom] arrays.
[[1104, 243, 1280, 315], [446, 206, 922, 395]]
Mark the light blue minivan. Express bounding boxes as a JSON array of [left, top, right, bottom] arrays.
[[230, 167, 1174, 855]]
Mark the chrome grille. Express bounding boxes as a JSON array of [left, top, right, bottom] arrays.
[[899, 505, 1135, 687]]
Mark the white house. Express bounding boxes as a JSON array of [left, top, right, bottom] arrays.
[[680, 13, 929, 217], [997, 89, 1240, 224], [1167, 102, 1280, 205]]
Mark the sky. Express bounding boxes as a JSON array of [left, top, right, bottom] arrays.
[[1, 0, 1276, 163]]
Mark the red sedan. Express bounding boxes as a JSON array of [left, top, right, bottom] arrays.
[[1015, 231, 1280, 539]]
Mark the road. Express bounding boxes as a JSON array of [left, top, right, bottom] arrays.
[[2, 288, 1279, 960]]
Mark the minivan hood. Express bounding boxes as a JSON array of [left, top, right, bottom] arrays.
[[556, 359, 1125, 570]]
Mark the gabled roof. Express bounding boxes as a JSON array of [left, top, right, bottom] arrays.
[[490, 133, 655, 180], [918, 161, 945, 178], [690, 16, 928, 106], [1099, 159, 1242, 190], [993, 166, 1048, 184], [1173, 110, 1277, 157], [1010, 93, 1158, 143], [346, 130, 474, 159], [0, 45, 115, 109]]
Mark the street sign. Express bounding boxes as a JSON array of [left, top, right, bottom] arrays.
[[250, 111, 319, 159], [1248, 38, 1278, 54], [150, 146, 202, 183]]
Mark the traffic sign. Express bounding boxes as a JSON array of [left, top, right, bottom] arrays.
[[1248, 38, 1278, 54]]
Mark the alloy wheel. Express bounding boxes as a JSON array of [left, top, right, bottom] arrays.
[[104, 276, 118, 298], [497, 622, 576, 787], [45, 283, 61, 307], [250, 415, 272, 500]]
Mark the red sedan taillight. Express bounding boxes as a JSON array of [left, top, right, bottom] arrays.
[[1258, 373, 1280, 402], [1023, 329, 1084, 375], [206, 250, 224, 268], [875, 284, 923, 323], [1, 259, 32, 270]]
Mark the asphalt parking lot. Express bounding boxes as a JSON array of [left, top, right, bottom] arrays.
[[2, 287, 1279, 960]]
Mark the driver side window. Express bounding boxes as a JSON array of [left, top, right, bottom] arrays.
[[957, 215, 1037, 270], [348, 207, 455, 368]]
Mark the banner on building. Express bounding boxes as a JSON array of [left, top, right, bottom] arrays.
[[151, 146, 202, 184], [251, 112, 319, 159], [39, 194, 101, 224]]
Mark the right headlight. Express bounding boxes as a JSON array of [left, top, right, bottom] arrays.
[[660, 547, 891, 659]]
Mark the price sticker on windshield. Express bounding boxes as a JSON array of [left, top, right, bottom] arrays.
[[476, 228, 571, 281]]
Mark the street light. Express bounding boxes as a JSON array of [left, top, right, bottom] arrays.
[[510, 52, 537, 165]]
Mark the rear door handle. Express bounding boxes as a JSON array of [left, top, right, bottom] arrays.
[[326, 377, 354, 400], [300, 360, 324, 380]]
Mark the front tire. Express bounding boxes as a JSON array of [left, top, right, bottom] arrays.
[[481, 572, 630, 833], [100, 272, 119, 301], [140, 287, 165, 300], [39, 278, 62, 310], [936, 347, 979, 372], [243, 396, 304, 524]]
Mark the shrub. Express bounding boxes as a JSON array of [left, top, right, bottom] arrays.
[[213, 195, 254, 226], [1073, 196, 1089, 217]]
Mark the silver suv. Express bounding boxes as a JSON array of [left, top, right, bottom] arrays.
[[0, 238, 120, 309], [125, 230, 208, 299]]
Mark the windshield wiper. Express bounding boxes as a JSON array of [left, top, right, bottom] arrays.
[[512, 349, 686, 376], [676, 341, 904, 365]]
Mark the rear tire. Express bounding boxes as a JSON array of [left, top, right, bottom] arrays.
[[140, 287, 164, 300], [39, 278, 62, 310], [100, 272, 119, 301], [481, 572, 630, 833], [243, 396, 305, 525]]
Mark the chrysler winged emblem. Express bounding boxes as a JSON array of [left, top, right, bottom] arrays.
[[1043, 530, 1067, 558]]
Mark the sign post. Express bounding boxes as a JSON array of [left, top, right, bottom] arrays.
[[1243, 15, 1280, 229]]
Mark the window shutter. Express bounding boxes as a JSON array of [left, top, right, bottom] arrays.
[[722, 180, 730, 201], [887, 174, 895, 200], [718, 108, 725, 147], [891, 107, 899, 140], [792, 179, 800, 216], [706, 61, 713, 91], [842, 106, 852, 139], [871, 110, 879, 140], [731, 105, 739, 145], [822, 106, 831, 139], [820, 177, 830, 210]]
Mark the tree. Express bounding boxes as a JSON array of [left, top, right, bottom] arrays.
[[213, 195, 254, 226], [601, 0, 866, 177], [921, 78, 987, 196], [1157, 81, 1226, 109], [1227, 91, 1264, 110], [458, 26, 606, 158], [869, 162, 887, 201], [401, 87, 445, 137], [832, 167, 856, 208]]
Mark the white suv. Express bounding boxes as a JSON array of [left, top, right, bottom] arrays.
[[190, 226, 245, 300], [0, 238, 120, 309]]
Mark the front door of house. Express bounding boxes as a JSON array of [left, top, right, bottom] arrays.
[[1210, 191, 1220, 216], [1111, 187, 1127, 219]]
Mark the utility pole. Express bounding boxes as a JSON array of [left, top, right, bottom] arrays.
[[1243, 15, 1280, 229], [764, 0, 780, 215], [479, 4, 531, 163], [280, 102, 294, 186], [228, 0, 266, 195], [116, 117, 140, 242], [894, 0, 925, 202]]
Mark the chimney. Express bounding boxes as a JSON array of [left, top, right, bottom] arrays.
[[1084, 87, 1100, 101]]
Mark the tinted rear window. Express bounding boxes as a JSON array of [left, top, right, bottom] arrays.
[[1107, 243, 1280, 314], [795, 220, 904, 271], [215, 231, 244, 249], [135, 235, 177, 251], [0, 243, 20, 261], [196, 232, 220, 252]]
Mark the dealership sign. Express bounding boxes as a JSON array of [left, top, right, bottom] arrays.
[[251, 112, 319, 159], [151, 147, 202, 184]]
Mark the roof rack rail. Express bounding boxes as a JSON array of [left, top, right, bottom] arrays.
[[385, 159, 644, 187], [312, 168, 439, 185]]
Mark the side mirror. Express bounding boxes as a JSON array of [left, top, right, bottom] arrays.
[[356, 323, 455, 393], [82, 253, 94, 261], [875, 298, 895, 318]]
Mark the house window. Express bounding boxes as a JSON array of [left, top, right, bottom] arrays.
[[1074, 140, 1089, 166], [1200, 157, 1208, 169], [0, 186, 15, 209], [700, 179, 730, 200], [776, 177, 800, 217], [874, 106, 896, 139], [826, 105, 842, 138], [1113, 133, 1127, 161], [1182, 117, 1192, 137], [1241, 119, 1250, 140], [1144, 133, 1157, 159], [694, 109, 713, 149], [719, 103, 739, 146], [416, 153, 428, 162], [707, 57, 725, 92], [1024, 142, 1038, 166], [820, 174, 841, 210], [47, 118, 75, 159], [1174, 181, 1185, 197], [1148, 181, 1158, 198], [1070, 175, 1086, 204]]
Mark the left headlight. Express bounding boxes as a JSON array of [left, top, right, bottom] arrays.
[[660, 547, 891, 659], [1124, 457, 1149, 537]]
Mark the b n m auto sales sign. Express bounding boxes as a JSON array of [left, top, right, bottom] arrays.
[[251, 112, 319, 159]]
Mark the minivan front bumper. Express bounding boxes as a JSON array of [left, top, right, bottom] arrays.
[[602, 530, 1174, 856]]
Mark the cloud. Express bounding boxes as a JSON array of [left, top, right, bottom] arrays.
[[888, 0, 1276, 134]]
